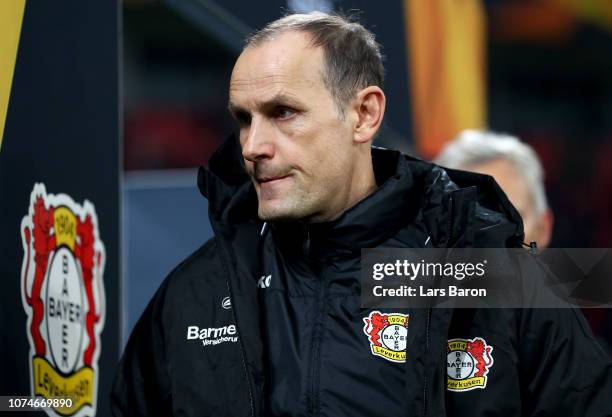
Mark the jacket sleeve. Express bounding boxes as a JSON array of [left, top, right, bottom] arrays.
[[110, 279, 173, 417]]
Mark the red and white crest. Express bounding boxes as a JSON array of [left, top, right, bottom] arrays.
[[363, 311, 409, 363], [20, 183, 106, 417], [447, 337, 494, 392]]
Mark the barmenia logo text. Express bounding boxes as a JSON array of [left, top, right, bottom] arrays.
[[186, 325, 238, 346]]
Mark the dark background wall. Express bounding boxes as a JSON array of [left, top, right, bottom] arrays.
[[0, 2, 120, 416]]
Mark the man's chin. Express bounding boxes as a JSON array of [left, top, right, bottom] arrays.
[[258, 211, 300, 223], [258, 204, 309, 223]]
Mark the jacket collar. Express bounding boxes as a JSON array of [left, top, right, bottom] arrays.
[[198, 134, 257, 225], [269, 148, 422, 259], [198, 134, 525, 250]]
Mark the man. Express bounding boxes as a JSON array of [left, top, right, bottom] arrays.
[[435, 130, 553, 248], [111, 12, 612, 417]]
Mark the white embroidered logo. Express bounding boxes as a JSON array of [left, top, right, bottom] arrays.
[[186, 325, 238, 347], [257, 274, 272, 289]]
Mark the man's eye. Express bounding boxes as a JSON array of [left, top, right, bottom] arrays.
[[235, 112, 251, 126], [275, 106, 295, 120]]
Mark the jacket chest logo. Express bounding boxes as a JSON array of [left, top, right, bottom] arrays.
[[257, 274, 272, 289], [447, 337, 494, 392], [186, 324, 238, 347], [362, 311, 409, 363]]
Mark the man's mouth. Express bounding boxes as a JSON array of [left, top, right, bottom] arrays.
[[256, 174, 291, 184]]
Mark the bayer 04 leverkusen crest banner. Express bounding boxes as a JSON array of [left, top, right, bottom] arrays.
[[20, 183, 106, 417]]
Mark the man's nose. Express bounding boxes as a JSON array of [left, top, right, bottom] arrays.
[[242, 116, 274, 162]]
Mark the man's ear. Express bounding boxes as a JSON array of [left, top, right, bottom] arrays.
[[352, 86, 386, 144]]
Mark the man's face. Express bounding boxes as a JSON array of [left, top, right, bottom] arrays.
[[228, 31, 358, 222], [463, 158, 550, 247]]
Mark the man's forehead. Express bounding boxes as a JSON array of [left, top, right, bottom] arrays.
[[229, 31, 324, 101]]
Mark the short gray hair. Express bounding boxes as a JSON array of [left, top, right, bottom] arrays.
[[246, 12, 385, 115], [435, 130, 549, 216]]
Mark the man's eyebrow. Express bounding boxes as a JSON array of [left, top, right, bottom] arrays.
[[262, 93, 302, 109], [227, 102, 245, 117], [228, 94, 302, 116]]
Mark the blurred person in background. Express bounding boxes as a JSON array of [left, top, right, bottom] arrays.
[[436, 130, 612, 353], [435, 130, 553, 249]]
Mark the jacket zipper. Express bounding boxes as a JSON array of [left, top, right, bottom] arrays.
[[306, 228, 326, 417], [309, 277, 326, 416], [422, 195, 454, 417], [226, 279, 257, 417], [211, 222, 257, 417]]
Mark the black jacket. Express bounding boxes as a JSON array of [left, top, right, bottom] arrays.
[[111, 136, 612, 417]]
